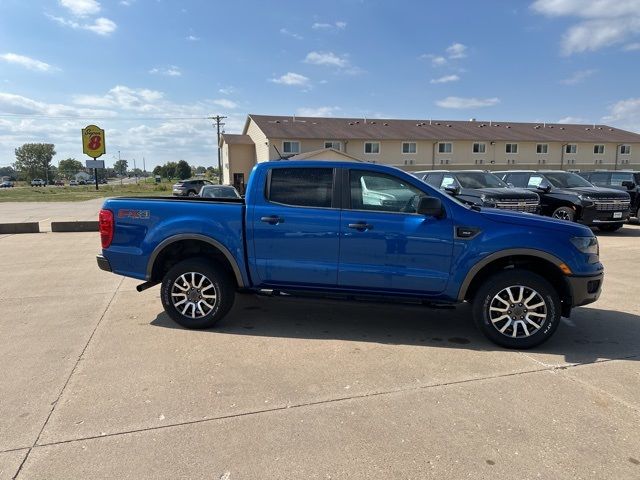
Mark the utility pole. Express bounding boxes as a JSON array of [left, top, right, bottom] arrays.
[[208, 115, 227, 184], [133, 158, 138, 184], [142, 156, 146, 177]]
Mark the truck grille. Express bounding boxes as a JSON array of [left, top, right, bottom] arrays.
[[594, 199, 630, 211], [494, 200, 539, 213]]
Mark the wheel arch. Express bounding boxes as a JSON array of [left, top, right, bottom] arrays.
[[458, 249, 572, 314], [146, 234, 245, 287]]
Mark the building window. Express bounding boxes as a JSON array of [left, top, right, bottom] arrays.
[[474, 159, 484, 165], [324, 141, 342, 150], [593, 144, 605, 154], [505, 143, 518, 154], [402, 142, 417, 154], [536, 144, 548, 154], [620, 145, 631, 155], [403, 159, 415, 165], [364, 142, 380, 154], [283, 141, 300, 154], [438, 159, 450, 165], [565, 144, 577, 154], [538, 158, 546, 164], [438, 142, 452, 153], [472, 142, 486, 154], [507, 159, 516, 165]]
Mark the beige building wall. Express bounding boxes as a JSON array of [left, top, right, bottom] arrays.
[[222, 143, 255, 189], [236, 117, 639, 175]]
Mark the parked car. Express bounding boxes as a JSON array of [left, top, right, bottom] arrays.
[[0, 180, 14, 188], [69, 180, 79, 186], [496, 170, 631, 232], [172, 179, 213, 197], [54, 179, 64, 186], [97, 161, 604, 349], [579, 171, 640, 221], [414, 170, 540, 213], [199, 185, 241, 199], [100, 178, 108, 184], [30, 179, 46, 187]]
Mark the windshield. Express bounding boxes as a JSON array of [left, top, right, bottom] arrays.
[[455, 172, 507, 189], [201, 186, 239, 198], [543, 172, 593, 188]]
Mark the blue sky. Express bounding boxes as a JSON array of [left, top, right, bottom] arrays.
[[1, 0, 639, 169]]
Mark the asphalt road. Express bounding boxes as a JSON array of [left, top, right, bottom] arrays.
[[1, 227, 639, 479]]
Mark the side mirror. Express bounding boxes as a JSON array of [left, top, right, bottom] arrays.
[[443, 185, 460, 195], [537, 181, 552, 193], [621, 180, 636, 190], [417, 197, 444, 218]]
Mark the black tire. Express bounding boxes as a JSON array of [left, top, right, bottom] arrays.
[[472, 270, 561, 349], [188, 190, 197, 197], [160, 257, 235, 329], [598, 223, 623, 232], [551, 206, 575, 222]]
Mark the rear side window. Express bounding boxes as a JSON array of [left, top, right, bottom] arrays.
[[589, 172, 611, 187], [506, 173, 530, 188], [268, 168, 334, 208], [611, 172, 633, 186], [423, 173, 442, 188]]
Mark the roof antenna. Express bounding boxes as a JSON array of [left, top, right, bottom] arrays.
[[273, 144, 285, 160]]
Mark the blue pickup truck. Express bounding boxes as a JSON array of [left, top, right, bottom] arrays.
[[97, 161, 603, 349]]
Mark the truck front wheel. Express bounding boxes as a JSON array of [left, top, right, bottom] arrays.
[[472, 270, 561, 349], [161, 257, 235, 329]]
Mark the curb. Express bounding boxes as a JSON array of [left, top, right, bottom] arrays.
[[0, 222, 40, 234], [51, 221, 99, 232]]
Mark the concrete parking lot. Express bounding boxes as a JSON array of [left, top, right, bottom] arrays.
[[1, 227, 640, 479]]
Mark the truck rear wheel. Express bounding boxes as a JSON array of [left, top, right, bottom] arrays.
[[472, 270, 561, 349], [161, 257, 235, 329]]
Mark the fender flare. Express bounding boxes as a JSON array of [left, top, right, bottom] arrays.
[[146, 233, 245, 287], [457, 248, 566, 301]]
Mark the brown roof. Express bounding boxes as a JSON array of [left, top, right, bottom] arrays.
[[247, 114, 640, 143], [220, 133, 254, 146]]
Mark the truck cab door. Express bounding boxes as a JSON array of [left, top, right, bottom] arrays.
[[338, 169, 454, 295], [248, 166, 341, 287]]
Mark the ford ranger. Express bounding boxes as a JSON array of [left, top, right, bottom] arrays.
[[97, 161, 603, 349]]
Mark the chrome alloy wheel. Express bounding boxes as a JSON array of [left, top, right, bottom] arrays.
[[171, 272, 217, 318], [489, 285, 547, 338], [553, 210, 572, 220]]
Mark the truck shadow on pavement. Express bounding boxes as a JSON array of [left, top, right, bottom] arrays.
[[151, 294, 640, 365], [594, 223, 640, 237]]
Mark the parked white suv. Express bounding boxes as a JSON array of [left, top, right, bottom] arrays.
[[30, 179, 46, 187]]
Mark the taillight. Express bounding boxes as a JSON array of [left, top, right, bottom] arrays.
[[99, 209, 114, 248]]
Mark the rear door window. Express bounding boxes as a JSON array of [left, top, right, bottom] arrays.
[[423, 173, 443, 188], [268, 168, 334, 208], [589, 172, 611, 186], [610, 172, 633, 186], [505, 173, 530, 188]]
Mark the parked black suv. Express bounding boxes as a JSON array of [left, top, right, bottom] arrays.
[[578, 171, 640, 221], [414, 170, 540, 213], [496, 170, 631, 232], [172, 179, 213, 197]]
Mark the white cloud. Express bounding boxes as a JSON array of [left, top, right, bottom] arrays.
[[279, 28, 302, 40], [149, 66, 182, 77], [436, 96, 500, 109], [119, 0, 134, 5], [558, 116, 587, 123], [73, 85, 164, 111], [304, 51, 348, 68], [602, 97, 640, 132], [213, 99, 237, 109], [296, 106, 340, 117], [446, 43, 467, 59], [60, 0, 100, 17], [270, 72, 310, 86], [560, 69, 597, 85], [0, 53, 54, 72], [312, 21, 347, 30], [48, 14, 117, 35], [531, 0, 640, 55], [430, 74, 460, 84], [186, 35, 199, 41], [624, 42, 640, 50], [218, 87, 235, 95]]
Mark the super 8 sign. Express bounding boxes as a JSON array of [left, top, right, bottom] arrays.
[[82, 124, 106, 158]]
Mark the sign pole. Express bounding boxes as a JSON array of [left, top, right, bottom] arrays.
[[94, 165, 99, 191]]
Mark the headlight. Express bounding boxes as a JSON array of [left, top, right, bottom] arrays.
[[570, 236, 599, 260], [480, 194, 497, 207], [578, 194, 594, 205]]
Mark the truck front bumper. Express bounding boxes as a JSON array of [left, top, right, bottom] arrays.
[[579, 206, 630, 225], [96, 254, 112, 272], [567, 272, 603, 307]]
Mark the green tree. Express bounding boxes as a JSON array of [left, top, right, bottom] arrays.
[[58, 158, 84, 179], [114, 159, 128, 176], [0, 166, 16, 180], [152, 165, 162, 176], [164, 161, 177, 179], [176, 160, 191, 180], [14, 143, 56, 182], [195, 166, 206, 174]]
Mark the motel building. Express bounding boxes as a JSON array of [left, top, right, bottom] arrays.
[[220, 114, 640, 192]]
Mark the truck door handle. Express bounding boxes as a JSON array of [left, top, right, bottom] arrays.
[[260, 215, 284, 225], [348, 222, 373, 231]]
